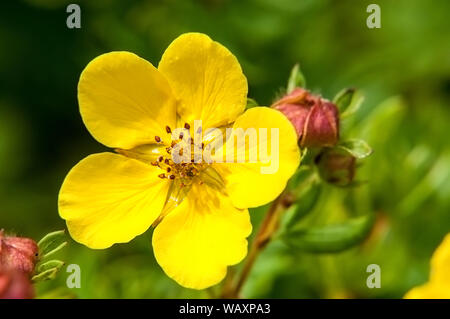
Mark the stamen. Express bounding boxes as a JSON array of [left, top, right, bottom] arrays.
[[158, 156, 163, 162], [151, 161, 158, 166], [184, 123, 190, 129], [179, 132, 184, 139], [169, 175, 175, 180], [166, 126, 171, 134], [166, 167, 171, 173], [164, 159, 170, 165], [155, 136, 161, 143], [158, 173, 166, 179]]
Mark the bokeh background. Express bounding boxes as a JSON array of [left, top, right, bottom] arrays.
[[1, 0, 449, 298]]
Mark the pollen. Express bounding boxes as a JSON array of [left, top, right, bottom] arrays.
[[151, 126, 207, 185]]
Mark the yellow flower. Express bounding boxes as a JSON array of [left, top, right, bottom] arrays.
[[58, 33, 300, 289], [404, 234, 450, 298]]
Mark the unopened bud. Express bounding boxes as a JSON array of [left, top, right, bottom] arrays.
[[272, 88, 339, 148], [0, 268, 34, 299], [0, 230, 38, 274], [316, 148, 356, 186]]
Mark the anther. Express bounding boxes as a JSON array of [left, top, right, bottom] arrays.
[[166, 167, 171, 173], [184, 123, 190, 129], [158, 156, 163, 162], [151, 161, 158, 166], [164, 159, 170, 165], [155, 136, 161, 143], [166, 147, 171, 154], [166, 126, 171, 134], [179, 132, 184, 139], [169, 175, 175, 180], [158, 173, 166, 179]]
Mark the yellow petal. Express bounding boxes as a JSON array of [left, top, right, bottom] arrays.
[[78, 52, 176, 149], [430, 233, 450, 283], [152, 182, 252, 289], [214, 107, 300, 209], [404, 282, 450, 299], [59, 152, 170, 249], [158, 33, 247, 129]]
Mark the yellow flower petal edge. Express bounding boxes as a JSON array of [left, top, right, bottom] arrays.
[[214, 107, 301, 209], [404, 282, 450, 299], [404, 233, 450, 298], [152, 182, 252, 289], [59, 153, 170, 249], [78, 51, 176, 149], [158, 33, 248, 129], [430, 233, 450, 283]]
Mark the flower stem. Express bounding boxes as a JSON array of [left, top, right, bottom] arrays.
[[225, 192, 289, 298]]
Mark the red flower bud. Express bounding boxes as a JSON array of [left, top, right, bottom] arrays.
[[0, 230, 38, 274], [272, 88, 339, 148], [316, 148, 356, 186], [0, 268, 34, 299]]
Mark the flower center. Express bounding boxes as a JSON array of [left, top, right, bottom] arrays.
[[152, 124, 207, 185]]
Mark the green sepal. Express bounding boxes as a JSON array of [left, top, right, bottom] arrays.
[[287, 63, 306, 93], [337, 139, 373, 159]]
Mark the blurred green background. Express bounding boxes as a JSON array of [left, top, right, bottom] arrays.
[[0, 0, 449, 298]]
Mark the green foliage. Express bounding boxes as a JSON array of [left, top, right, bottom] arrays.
[[337, 139, 373, 159], [33, 230, 67, 283], [287, 63, 306, 92], [333, 88, 355, 113], [280, 214, 374, 253]]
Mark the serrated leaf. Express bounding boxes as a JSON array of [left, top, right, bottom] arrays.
[[287, 63, 306, 93], [280, 214, 374, 253], [338, 139, 373, 159], [333, 88, 355, 113]]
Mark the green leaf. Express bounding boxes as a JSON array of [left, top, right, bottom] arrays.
[[32, 267, 59, 282], [285, 179, 322, 228], [280, 214, 375, 253], [246, 98, 259, 109], [287, 63, 306, 93], [40, 242, 67, 260], [337, 139, 373, 159], [37, 230, 66, 258], [333, 88, 355, 113], [337, 89, 364, 118], [36, 260, 65, 273]]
